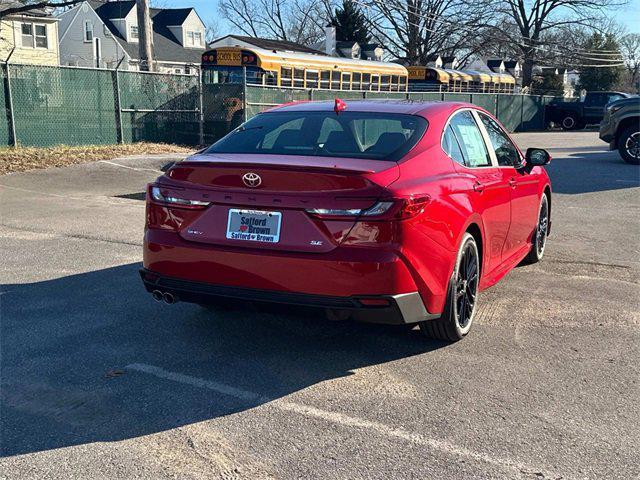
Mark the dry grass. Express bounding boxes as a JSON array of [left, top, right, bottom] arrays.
[[0, 143, 194, 176]]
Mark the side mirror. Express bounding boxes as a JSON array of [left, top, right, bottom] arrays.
[[526, 148, 551, 166]]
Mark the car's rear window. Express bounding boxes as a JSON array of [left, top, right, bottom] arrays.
[[206, 111, 428, 161]]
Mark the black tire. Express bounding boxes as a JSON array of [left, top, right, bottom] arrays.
[[617, 126, 640, 165], [560, 113, 579, 130], [419, 233, 479, 342], [524, 194, 549, 264]]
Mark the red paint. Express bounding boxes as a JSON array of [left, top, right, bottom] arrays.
[[143, 101, 551, 315]]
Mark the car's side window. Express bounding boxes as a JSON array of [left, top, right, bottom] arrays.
[[442, 125, 466, 166], [478, 113, 521, 167], [448, 111, 492, 168]]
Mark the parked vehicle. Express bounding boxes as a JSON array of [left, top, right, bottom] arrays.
[[546, 91, 631, 130], [599, 96, 640, 165], [140, 100, 552, 342]]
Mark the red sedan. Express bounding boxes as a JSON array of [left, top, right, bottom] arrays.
[[141, 100, 552, 341]]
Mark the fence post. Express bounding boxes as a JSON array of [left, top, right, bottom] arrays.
[[198, 67, 204, 146], [112, 59, 124, 144], [2, 60, 17, 147], [242, 66, 248, 123]]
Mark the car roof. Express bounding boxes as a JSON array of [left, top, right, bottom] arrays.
[[266, 99, 474, 118]]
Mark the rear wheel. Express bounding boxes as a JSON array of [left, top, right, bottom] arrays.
[[560, 113, 579, 130], [419, 233, 479, 342], [618, 126, 640, 165], [524, 194, 549, 264]]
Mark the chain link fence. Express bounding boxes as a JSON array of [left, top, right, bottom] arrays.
[[244, 85, 563, 132], [0, 64, 569, 149], [0, 63, 201, 148]]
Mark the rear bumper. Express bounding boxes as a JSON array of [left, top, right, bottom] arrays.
[[140, 268, 438, 324]]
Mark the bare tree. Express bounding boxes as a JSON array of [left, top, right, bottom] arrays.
[[361, 0, 493, 65], [205, 18, 221, 44], [620, 33, 640, 92], [0, 0, 84, 19], [219, 0, 331, 44], [484, 0, 628, 88]]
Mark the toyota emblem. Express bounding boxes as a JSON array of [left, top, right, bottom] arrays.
[[242, 172, 261, 188]]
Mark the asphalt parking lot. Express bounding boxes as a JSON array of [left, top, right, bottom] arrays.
[[1, 131, 638, 479]]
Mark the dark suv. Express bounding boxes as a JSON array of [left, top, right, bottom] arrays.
[[599, 96, 640, 165]]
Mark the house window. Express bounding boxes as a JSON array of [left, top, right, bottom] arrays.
[[21, 24, 34, 48], [36, 24, 48, 48], [130, 25, 139, 40], [185, 66, 191, 75], [84, 20, 93, 42], [187, 31, 202, 47], [21, 23, 48, 49]]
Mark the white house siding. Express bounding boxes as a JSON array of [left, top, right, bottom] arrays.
[[179, 10, 205, 49], [58, 2, 129, 69]]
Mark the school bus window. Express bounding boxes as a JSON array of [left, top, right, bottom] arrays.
[[352, 72, 362, 90], [331, 71, 340, 90], [381, 75, 390, 91], [341, 72, 352, 90], [362, 73, 371, 90], [281, 67, 292, 87], [371, 74, 380, 91], [306, 70, 319, 88], [265, 71, 277, 86], [320, 71, 330, 89], [391, 75, 399, 91], [293, 68, 304, 88]]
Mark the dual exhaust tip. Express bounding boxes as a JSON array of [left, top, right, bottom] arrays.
[[152, 290, 177, 305]]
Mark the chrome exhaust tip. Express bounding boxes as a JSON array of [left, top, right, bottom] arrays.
[[162, 292, 176, 304], [152, 290, 163, 302]]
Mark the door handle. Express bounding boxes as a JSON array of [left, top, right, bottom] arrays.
[[509, 177, 516, 188], [473, 181, 484, 192]]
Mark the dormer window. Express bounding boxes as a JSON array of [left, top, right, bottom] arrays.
[[130, 25, 139, 40], [187, 31, 202, 47]]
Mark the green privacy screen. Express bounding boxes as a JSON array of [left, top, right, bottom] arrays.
[[8, 64, 118, 146], [0, 64, 566, 148]]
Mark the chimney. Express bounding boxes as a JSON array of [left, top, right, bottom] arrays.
[[325, 24, 336, 56]]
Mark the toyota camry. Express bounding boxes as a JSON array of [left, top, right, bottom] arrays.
[[140, 100, 552, 341]]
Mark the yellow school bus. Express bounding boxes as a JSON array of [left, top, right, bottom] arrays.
[[407, 66, 516, 93], [201, 47, 409, 92]]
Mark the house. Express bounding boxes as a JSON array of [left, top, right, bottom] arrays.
[[57, 1, 206, 73], [0, 1, 60, 65], [310, 26, 384, 61], [208, 34, 325, 55]]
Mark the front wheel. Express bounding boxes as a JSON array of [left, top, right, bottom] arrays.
[[618, 126, 640, 165], [419, 233, 479, 342], [524, 194, 549, 264]]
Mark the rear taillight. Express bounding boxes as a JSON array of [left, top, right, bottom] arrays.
[[306, 196, 429, 221], [149, 185, 210, 209]]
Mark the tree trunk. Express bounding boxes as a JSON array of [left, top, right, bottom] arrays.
[[136, 0, 154, 72], [521, 48, 535, 89]]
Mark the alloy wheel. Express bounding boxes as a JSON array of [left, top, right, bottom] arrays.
[[455, 243, 479, 329], [625, 132, 640, 160], [536, 197, 549, 258]]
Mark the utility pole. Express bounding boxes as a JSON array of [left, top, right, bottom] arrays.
[[136, 0, 154, 71]]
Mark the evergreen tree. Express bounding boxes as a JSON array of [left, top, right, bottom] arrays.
[[577, 33, 623, 91], [332, 0, 370, 44], [532, 72, 565, 95]]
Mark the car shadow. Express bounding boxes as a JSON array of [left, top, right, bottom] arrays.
[[545, 148, 640, 194], [1, 263, 445, 457]]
